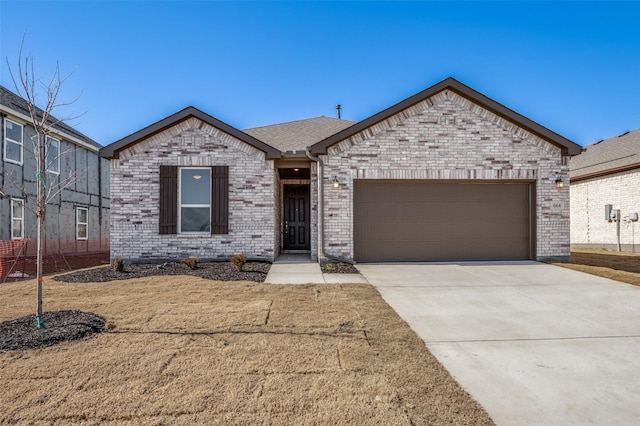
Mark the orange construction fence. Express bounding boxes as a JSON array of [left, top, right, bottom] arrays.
[[0, 238, 109, 283]]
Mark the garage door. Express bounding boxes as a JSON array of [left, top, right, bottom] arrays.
[[353, 180, 533, 262]]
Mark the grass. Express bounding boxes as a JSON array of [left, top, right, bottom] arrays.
[[0, 276, 492, 425], [553, 249, 640, 287]]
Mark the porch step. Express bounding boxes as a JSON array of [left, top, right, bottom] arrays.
[[273, 253, 314, 264]]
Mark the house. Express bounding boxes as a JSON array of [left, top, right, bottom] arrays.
[[100, 77, 581, 264], [0, 85, 110, 280], [570, 129, 640, 252]]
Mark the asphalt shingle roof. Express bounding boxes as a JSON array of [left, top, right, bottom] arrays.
[[570, 128, 640, 180], [0, 84, 101, 149], [243, 116, 356, 153]]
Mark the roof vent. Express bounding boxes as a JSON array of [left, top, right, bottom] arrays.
[[594, 139, 604, 144], [618, 131, 630, 137]]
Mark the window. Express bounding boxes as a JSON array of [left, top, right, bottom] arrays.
[[11, 199, 24, 240], [76, 207, 88, 240], [159, 165, 228, 235], [179, 168, 211, 233], [4, 119, 23, 164], [46, 136, 60, 174]]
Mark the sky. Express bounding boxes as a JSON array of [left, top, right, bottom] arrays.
[[1, 1, 639, 147]]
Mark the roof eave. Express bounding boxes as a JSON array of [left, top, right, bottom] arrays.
[[309, 77, 582, 156], [99, 106, 281, 160], [571, 161, 640, 183], [1, 104, 101, 153]]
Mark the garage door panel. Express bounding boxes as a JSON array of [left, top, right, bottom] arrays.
[[354, 181, 532, 262]]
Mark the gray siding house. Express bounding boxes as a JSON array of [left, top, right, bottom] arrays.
[[100, 78, 581, 264], [570, 129, 640, 252], [0, 85, 110, 279]]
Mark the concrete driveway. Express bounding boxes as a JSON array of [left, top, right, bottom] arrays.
[[358, 261, 640, 425]]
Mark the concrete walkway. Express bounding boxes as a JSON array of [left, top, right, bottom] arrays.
[[358, 262, 640, 425], [264, 254, 368, 284]]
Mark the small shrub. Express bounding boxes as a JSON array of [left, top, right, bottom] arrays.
[[230, 253, 247, 272], [113, 257, 125, 272], [182, 258, 199, 270]]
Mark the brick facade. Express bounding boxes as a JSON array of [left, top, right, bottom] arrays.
[[109, 117, 276, 263], [570, 169, 640, 252], [319, 90, 571, 261], [105, 81, 577, 264]]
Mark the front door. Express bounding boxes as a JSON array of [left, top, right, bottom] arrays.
[[283, 185, 310, 251]]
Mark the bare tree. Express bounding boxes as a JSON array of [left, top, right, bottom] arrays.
[[6, 35, 83, 328]]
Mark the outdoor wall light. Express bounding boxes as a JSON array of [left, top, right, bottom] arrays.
[[193, 175, 202, 180], [555, 178, 564, 188], [332, 176, 339, 188]]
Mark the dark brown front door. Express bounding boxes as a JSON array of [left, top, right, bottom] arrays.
[[283, 185, 310, 251]]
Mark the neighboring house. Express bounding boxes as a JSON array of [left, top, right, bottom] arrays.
[[570, 129, 640, 252], [100, 77, 581, 264], [0, 85, 110, 279]]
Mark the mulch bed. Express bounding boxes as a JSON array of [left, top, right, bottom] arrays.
[[53, 261, 271, 283], [0, 310, 106, 352], [320, 260, 359, 274]]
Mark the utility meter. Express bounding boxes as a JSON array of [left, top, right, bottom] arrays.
[[610, 210, 619, 221], [605, 204, 613, 221]]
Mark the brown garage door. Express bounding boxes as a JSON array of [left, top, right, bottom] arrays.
[[353, 180, 533, 262]]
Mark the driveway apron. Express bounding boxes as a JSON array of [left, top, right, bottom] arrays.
[[358, 262, 640, 426]]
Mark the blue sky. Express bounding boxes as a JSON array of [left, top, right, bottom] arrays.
[[1, 1, 639, 147]]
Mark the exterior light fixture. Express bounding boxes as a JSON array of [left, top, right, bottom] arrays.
[[193, 175, 202, 180], [332, 176, 339, 188], [555, 178, 564, 188]]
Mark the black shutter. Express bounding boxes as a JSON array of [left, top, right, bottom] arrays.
[[211, 166, 229, 234], [159, 166, 178, 234]]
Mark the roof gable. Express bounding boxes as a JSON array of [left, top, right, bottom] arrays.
[[100, 106, 281, 160], [309, 77, 581, 156], [570, 128, 640, 181]]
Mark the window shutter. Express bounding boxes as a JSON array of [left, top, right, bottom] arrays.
[[211, 166, 229, 234], [159, 166, 178, 234]]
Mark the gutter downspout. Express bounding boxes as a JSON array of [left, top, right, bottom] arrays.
[[98, 156, 103, 252], [305, 147, 325, 260], [616, 210, 622, 252], [0, 113, 5, 200]]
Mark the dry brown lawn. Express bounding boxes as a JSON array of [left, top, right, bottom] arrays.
[[0, 276, 493, 425], [553, 249, 640, 286]]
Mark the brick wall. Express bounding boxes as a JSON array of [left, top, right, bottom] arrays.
[[320, 89, 570, 261], [570, 169, 640, 252], [109, 117, 276, 263]]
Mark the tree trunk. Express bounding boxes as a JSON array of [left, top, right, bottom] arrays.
[[36, 135, 46, 329], [8, 34, 81, 329]]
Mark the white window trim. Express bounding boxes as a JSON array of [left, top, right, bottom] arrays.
[[46, 136, 60, 175], [4, 118, 24, 165], [10, 198, 25, 240], [76, 206, 88, 240], [178, 167, 211, 234]]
